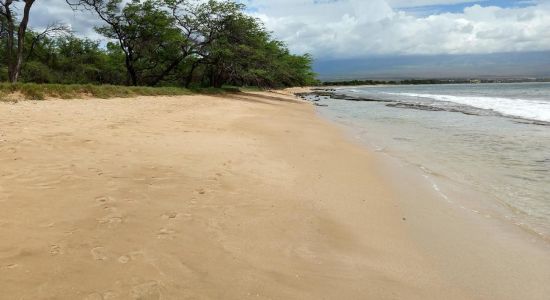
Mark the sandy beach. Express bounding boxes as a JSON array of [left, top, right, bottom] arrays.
[[1, 91, 549, 299]]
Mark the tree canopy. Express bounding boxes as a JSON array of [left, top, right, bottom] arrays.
[[0, 0, 318, 87]]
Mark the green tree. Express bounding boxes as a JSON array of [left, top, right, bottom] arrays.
[[68, 0, 185, 86], [8, 0, 319, 88], [189, 1, 316, 88]]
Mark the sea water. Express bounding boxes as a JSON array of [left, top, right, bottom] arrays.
[[312, 82, 550, 239]]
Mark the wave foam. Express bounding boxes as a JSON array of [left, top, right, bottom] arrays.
[[387, 92, 550, 122]]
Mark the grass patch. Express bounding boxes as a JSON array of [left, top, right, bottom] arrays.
[[239, 86, 264, 92], [0, 83, 208, 101]]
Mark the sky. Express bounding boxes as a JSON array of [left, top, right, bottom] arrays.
[[243, 0, 550, 58], [25, 0, 550, 79]]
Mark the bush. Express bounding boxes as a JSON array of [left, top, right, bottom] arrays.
[[0, 83, 195, 100], [0, 67, 8, 82], [21, 62, 55, 84]]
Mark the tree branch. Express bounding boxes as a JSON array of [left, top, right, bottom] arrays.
[[26, 22, 72, 61]]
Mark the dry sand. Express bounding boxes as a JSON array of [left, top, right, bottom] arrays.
[[0, 91, 547, 299]]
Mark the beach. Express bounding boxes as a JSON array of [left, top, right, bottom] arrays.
[[1, 91, 549, 299]]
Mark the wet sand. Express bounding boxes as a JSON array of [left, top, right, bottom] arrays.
[[0, 91, 548, 299]]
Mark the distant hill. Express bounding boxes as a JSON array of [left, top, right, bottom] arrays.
[[313, 51, 550, 81]]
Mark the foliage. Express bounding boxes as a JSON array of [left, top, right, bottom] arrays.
[[0, 82, 196, 101], [1, 0, 42, 83], [1, 0, 317, 88], [322, 80, 398, 86]]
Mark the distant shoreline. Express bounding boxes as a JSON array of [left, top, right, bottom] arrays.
[[319, 78, 550, 87]]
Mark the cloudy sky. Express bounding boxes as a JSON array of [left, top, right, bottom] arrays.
[[27, 0, 550, 78], [243, 0, 550, 59]]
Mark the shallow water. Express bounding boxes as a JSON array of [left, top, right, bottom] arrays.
[[312, 83, 550, 239]]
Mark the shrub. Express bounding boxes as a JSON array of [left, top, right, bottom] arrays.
[[21, 62, 55, 84]]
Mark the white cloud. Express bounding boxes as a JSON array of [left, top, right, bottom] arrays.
[[248, 0, 550, 59], [29, 0, 104, 40], [386, 0, 484, 8], [23, 0, 550, 59]]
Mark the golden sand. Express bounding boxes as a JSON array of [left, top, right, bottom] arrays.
[[0, 91, 548, 299]]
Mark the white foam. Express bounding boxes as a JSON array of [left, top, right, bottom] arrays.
[[387, 92, 550, 122], [420, 170, 453, 203]]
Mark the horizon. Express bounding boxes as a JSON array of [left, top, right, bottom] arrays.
[[313, 50, 550, 81]]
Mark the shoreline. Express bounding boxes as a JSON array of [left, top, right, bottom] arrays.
[[1, 91, 549, 298], [302, 85, 550, 241], [290, 88, 550, 298], [299, 87, 550, 299], [302, 87, 550, 126]]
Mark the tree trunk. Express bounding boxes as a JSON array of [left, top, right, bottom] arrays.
[[184, 61, 199, 88], [124, 53, 138, 86], [150, 55, 186, 87], [209, 65, 225, 88], [3, 0, 15, 82], [11, 0, 34, 82], [213, 70, 225, 88], [5, 0, 35, 83]]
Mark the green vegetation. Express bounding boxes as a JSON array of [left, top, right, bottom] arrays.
[[322, 78, 547, 86], [0, 83, 199, 101], [400, 79, 468, 85], [321, 79, 465, 86], [322, 80, 398, 86], [0, 0, 318, 94]]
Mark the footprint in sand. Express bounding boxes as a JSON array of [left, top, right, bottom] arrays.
[[130, 281, 162, 300], [3, 263, 19, 270], [95, 196, 110, 203], [160, 211, 179, 220], [95, 195, 116, 207], [157, 228, 176, 239], [97, 207, 125, 228], [195, 188, 207, 195], [118, 255, 130, 264], [161, 211, 192, 223], [85, 291, 119, 300], [91, 247, 108, 261], [49, 244, 63, 256], [116, 251, 144, 264], [84, 293, 104, 300]]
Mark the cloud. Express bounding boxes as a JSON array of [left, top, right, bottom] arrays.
[[29, 0, 104, 39], [248, 0, 550, 59], [386, 0, 485, 8], [22, 0, 550, 60]]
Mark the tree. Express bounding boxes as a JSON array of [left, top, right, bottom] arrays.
[[67, 0, 186, 86], [26, 22, 71, 62], [48, 35, 114, 83], [166, 0, 245, 87], [0, 0, 36, 83], [2, 0, 317, 88], [0, 8, 6, 37], [187, 2, 317, 88]]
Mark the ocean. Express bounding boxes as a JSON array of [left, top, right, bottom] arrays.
[[310, 82, 550, 240]]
